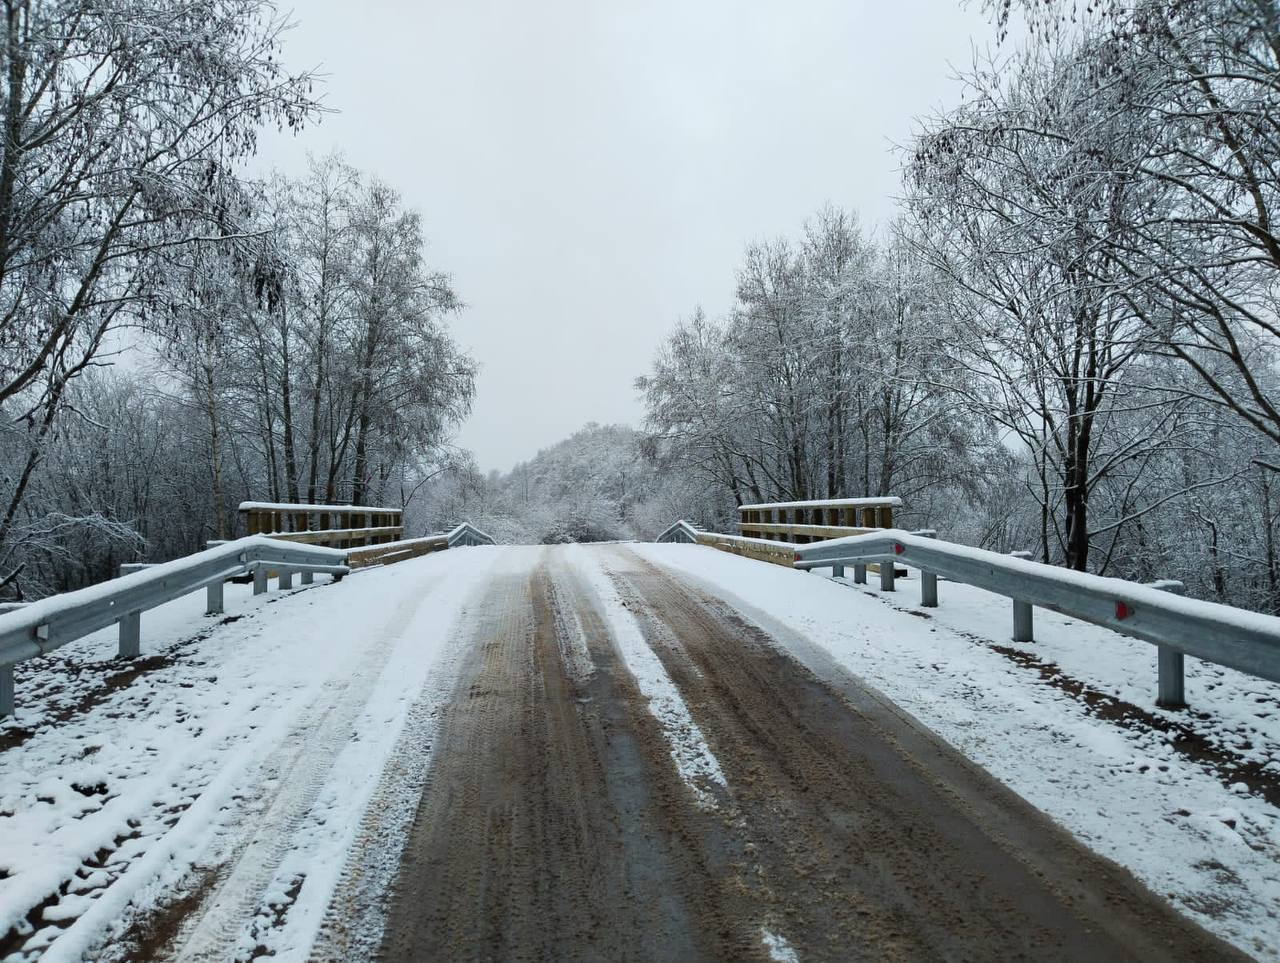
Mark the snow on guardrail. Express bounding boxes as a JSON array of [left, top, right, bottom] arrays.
[[0, 536, 349, 716], [792, 528, 1280, 708]]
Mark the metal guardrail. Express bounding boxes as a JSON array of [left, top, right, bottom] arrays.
[[445, 522, 495, 548], [0, 519, 498, 719], [656, 520, 700, 544], [0, 536, 349, 717], [793, 529, 1280, 709]]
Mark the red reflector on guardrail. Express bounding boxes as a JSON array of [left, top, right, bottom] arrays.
[[793, 553, 801, 563], [1115, 601, 1133, 620], [894, 543, 905, 555]]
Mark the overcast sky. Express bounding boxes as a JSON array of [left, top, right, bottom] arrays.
[[258, 0, 996, 473]]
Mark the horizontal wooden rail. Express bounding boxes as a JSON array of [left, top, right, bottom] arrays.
[[694, 531, 798, 568], [264, 526, 403, 547], [347, 535, 448, 568], [738, 497, 901, 543]]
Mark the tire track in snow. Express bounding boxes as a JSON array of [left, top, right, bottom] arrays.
[[561, 544, 727, 809], [164, 567, 465, 962]]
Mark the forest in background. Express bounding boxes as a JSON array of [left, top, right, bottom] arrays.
[[432, 0, 1280, 614], [6, 0, 1280, 618]]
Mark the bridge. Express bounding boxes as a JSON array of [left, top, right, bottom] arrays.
[[0, 500, 1277, 960]]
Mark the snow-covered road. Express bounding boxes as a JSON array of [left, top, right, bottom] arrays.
[[1, 543, 1276, 960]]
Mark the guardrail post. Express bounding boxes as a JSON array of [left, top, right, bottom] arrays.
[[913, 529, 939, 607], [300, 570, 314, 585], [853, 563, 866, 584], [0, 666, 13, 716], [1007, 550, 1035, 643], [832, 563, 845, 578], [1151, 580, 1188, 710], [1012, 600, 1033, 642], [879, 560, 895, 591], [253, 566, 268, 595], [921, 571, 938, 607], [206, 579, 224, 615], [279, 569, 294, 590], [118, 611, 141, 658]]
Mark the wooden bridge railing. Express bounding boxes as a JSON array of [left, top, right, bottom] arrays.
[[737, 497, 902, 544], [240, 501, 403, 549]]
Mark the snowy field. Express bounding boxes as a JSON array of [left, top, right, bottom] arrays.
[[0, 547, 507, 961], [637, 543, 1280, 960]]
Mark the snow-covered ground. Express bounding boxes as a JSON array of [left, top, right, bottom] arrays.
[[4, 540, 1279, 960], [0, 547, 507, 962], [637, 542, 1280, 960]]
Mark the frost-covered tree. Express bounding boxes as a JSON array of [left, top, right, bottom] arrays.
[[0, 0, 318, 594]]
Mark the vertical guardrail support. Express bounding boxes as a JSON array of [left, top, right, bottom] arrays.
[[253, 567, 268, 595], [1012, 600, 1034, 643], [1008, 550, 1035, 642], [833, 563, 845, 578], [119, 611, 141, 658], [279, 570, 293, 590], [301, 570, 314, 585], [914, 529, 938, 607], [1151, 580, 1188, 710], [206, 580, 224, 615], [0, 666, 12, 716], [879, 560, 896, 591], [922, 571, 938, 607], [853, 563, 867, 584]]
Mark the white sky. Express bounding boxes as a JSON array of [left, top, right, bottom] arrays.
[[257, 0, 997, 472]]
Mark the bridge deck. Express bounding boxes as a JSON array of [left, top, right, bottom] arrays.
[[0, 545, 1274, 960]]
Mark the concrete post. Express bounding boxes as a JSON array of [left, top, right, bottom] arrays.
[[206, 580, 224, 615], [253, 567, 268, 595], [279, 569, 293, 590], [0, 666, 14, 717], [119, 611, 141, 658], [853, 563, 867, 584], [879, 561, 895, 591], [1151, 580, 1188, 710], [300, 570, 314, 585], [1012, 600, 1033, 642]]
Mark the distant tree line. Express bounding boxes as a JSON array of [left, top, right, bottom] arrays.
[[0, 2, 473, 599], [638, 0, 1280, 612]]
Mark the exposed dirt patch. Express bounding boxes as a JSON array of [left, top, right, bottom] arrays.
[[116, 866, 223, 961], [0, 614, 249, 753], [989, 642, 1280, 808]]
